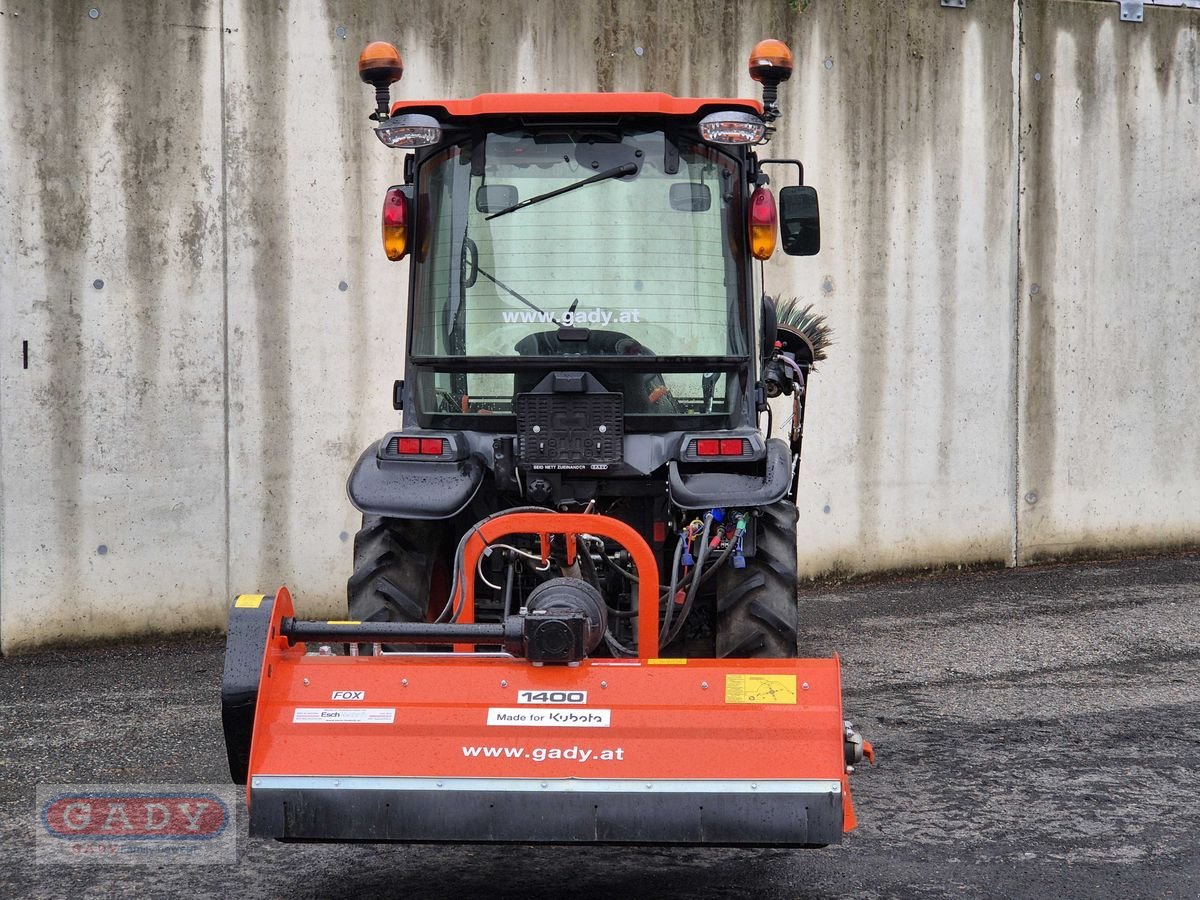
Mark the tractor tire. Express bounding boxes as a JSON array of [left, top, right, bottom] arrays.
[[347, 515, 440, 626], [714, 500, 799, 658]]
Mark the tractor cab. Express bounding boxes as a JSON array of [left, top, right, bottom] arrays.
[[394, 102, 763, 430], [362, 42, 818, 436]]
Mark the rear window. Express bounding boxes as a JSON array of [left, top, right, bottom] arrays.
[[412, 129, 747, 360]]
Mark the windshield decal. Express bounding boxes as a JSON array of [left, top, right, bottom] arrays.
[[500, 306, 642, 327]]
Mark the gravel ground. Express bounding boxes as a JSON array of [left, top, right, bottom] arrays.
[[1, 552, 1198, 899]]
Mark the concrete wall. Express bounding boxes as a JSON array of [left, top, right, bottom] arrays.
[[1017, 0, 1200, 562], [0, 2, 229, 648], [1, 0, 1197, 651]]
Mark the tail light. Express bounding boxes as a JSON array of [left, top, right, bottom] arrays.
[[383, 435, 455, 460], [382, 185, 409, 261], [690, 437, 750, 459], [748, 186, 777, 260], [392, 437, 445, 456]]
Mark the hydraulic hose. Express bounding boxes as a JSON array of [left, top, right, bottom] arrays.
[[663, 514, 713, 649], [440, 506, 553, 623], [659, 535, 686, 649]]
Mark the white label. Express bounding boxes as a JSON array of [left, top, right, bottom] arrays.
[[516, 690, 588, 705], [330, 690, 365, 701], [486, 708, 610, 728], [293, 708, 394, 724]]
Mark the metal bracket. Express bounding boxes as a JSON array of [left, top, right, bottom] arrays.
[[940, 0, 966, 8], [1115, 0, 1200, 23]]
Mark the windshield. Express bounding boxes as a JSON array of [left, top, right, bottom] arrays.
[[412, 129, 747, 360]]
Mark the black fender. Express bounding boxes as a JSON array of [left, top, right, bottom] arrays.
[[346, 444, 485, 520], [667, 437, 792, 509]]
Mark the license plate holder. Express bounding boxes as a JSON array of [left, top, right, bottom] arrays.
[[516, 393, 623, 467]]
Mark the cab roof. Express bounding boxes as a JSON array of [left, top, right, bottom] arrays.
[[390, 92, 763, 119]]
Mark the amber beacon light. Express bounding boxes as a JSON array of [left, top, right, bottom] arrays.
[[358, 41, 404, 120], [748, 38, 794, 122]]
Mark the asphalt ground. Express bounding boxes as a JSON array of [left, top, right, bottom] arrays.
[[1, 552, 1198, 899]]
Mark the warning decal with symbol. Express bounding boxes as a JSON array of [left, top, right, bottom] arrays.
[[724, 674, 798, 704]]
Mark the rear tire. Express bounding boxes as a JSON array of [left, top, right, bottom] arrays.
[[347, 516, 439, 625], [714, 500, 799, 658]]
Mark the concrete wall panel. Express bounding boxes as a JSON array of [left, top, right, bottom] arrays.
[[0, 1, 227, 652], [223, 1, 409, 615], [778, 2, 1021, 576], [1018, 0, 1200, 562]]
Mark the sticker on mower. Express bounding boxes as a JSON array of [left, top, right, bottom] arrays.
[[486, 708, 611, 727], [516, 690, 587, 705], [292, 708, 394, 724], [330, 690, 365, 701], [724, 674, 797, 705]]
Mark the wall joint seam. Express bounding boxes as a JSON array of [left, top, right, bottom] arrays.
[[219, 0, 232, 608], [1010, 0, 1024, 569]]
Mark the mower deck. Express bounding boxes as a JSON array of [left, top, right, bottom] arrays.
[[226, 586, 855, 846]]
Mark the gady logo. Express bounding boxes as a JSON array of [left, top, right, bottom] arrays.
[[41, 792, 229, 841]]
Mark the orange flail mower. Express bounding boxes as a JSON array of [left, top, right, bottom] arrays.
[[222, 39, 870, 847]]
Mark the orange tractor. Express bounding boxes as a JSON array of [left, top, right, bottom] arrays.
[[221, 38, 871, 846]]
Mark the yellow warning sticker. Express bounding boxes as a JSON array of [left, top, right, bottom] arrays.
[[234, 594, 265, 609], [647, 658, 688, 666], [725, 674, 797, 704], [326, 620, 361, 625]]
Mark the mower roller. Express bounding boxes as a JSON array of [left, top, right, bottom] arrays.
[[222, 37, 871, 846]]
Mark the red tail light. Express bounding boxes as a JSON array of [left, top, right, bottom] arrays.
[[748, 186, 777, 260], [382, 186, 409, 261], [690, 438, 749, 459], [389, 436, 446, 457]]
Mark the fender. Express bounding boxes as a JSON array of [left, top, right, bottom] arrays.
[[346, 443, 484, 519], [667, 437, 792, 509]]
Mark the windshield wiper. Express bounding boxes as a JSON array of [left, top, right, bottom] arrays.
[[485, 162, 638, 221]]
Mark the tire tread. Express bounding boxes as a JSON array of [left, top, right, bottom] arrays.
[[714, 501, 799, 658], [347, 516, 439, 626]]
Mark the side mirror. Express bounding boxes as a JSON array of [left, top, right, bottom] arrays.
[[669, 182, 712, 212], [476, 184, 518, 213], [779, 185, 820, 256]]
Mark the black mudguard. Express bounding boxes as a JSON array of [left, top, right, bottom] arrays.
[[667, 437, 792, 509], [346, 444, 485, 520]]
